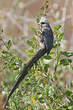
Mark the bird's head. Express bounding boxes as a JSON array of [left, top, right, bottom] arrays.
[[39, 16, 49, 28]]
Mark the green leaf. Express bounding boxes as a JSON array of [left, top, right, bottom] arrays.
[[46, 0, 48, 3], [25, 49, 34, 53], [44, 55, 52, 60], [41, 6, 45, 11], [7, 40, 12, 49], [45, 5, 48, 9], [2, 50, 9, 54], [65, 90, 72, 96], [49, 51, 55, 55], [32, 37, 36, 41], [40, 13, 43, 16], [60, 58, 72, 66], [26, 40, 34, 47], [60, 51, 73, 57], [36, 16, 40, 23], [58, 32, 64, 41], [38, 97, 44, 103], [44, 64, 49, 72], [54, 25, 61, 31], [57, 94, 64, 99]]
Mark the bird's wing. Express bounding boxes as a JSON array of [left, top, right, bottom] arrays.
[[42, 28, 53, 50]]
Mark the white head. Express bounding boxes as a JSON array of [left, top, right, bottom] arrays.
[[40, 16, 48, 24]]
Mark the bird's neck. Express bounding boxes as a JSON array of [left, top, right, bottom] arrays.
[[41, 23, 50, 31]]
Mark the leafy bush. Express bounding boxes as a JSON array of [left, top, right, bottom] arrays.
[[0, 23, 73, 110], [0, 0, 73, 110]]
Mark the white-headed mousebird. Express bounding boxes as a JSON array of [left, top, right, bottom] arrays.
[[4, 16, 54, 108]]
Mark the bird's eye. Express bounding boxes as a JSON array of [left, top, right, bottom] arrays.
[[41, 22, 45, 24]]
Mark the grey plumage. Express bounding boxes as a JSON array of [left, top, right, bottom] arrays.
[[40, 18, 54, 54]]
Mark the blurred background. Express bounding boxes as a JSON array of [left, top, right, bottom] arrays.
[[0, 0, 73, 56], [0, 0, 73, 109]]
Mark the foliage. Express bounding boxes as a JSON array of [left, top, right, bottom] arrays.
[[0, 0, 73, 110]]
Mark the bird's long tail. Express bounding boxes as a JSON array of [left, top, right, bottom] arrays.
[[4, 47, 51, 108]]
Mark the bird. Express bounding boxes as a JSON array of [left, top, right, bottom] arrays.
[[39, 16, 54, 54], [3, 16, 54, 108]]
